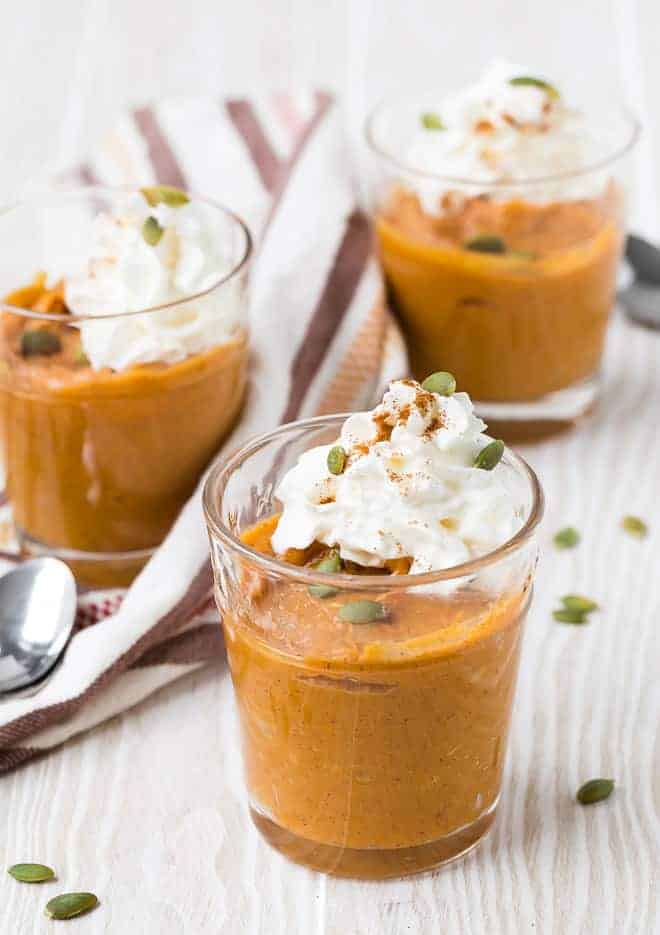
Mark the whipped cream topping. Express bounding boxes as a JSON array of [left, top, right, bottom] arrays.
[[271, 380, 522, 575], [402, 60, 602, 208], [65, 193, 244, 371]]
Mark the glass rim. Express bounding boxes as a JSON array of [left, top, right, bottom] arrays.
[[202, 413, 545, 590], [0, 185, 253, 324], [364, 96, 642, 189]]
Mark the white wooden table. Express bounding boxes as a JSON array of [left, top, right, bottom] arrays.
[[2, 2, 660, 932]]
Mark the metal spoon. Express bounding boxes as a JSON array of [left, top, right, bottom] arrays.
[[0, 558, 76, 695], [620, 234, 660, 329]]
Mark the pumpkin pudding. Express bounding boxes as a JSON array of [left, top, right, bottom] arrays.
[[204, 376, 543, 878], [0, 188, 251, 586], [367, 62, 638, 438]]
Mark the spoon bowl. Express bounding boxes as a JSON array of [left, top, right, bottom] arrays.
[[0, 558, 77, 694]]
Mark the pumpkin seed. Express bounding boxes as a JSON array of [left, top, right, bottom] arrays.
[[7, 863, 55, 883], [421, 112, 445, 131], [553, 608, 589, 625], [140, 184, 190, 207], [327, 446, 347, 476], [45, 892, 99, 920], [473, 439, 504, 471], [142, 215, 164, 246], [509, 76, 560, 98], [421, 371, 456, 396], [622, 515, 648, 538], [464, 234, 507, 254], [339, 600, 387, 624], [309, 550, 342, 599], [554, 527, 580, 549], [576, 778, 614, 805], [561, 595, 598, 614], [20, 330, 61, 357]]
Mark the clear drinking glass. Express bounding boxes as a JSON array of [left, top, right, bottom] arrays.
[[203, 415, 543, 879], [0, 188, 252, 587], [364, 97, 640, 440]]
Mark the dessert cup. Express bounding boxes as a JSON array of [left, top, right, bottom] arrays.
[[0, 188, 251, 586], [203, 415, 543, 879], [365, 97, 640, 440]]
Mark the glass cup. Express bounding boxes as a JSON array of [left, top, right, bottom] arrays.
[[0, 188, 252, 587], [203, 415, 543, 879], [364, 97, 640, 440]]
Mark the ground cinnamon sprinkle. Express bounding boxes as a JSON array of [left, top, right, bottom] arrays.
[[346, 382, 445, 465]]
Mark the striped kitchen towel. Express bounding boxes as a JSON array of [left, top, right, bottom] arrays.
[[0, 91, 407, 773]]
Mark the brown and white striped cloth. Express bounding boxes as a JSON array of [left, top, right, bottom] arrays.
[[0, 91, 408, 773]]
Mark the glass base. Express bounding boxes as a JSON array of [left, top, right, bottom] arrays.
[[249, 802, 497, 880], [474, 374, 599, 443], [16, 528, 154, 589]]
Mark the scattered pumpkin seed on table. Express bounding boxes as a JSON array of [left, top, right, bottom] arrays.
[[45, 892, 99, 920], [576, 778, 614, 805], [621, 515, 648, 538], [7, 863, 55, 883], [553, 527, 580, 549], [553, 594, 598, 625]]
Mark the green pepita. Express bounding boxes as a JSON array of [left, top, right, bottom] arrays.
[[553, 608, 589, 625], [20, 330, 62, 358], [473, 439, 504, 471], [308, 550, 342, 599], [576, 778, 614, 805], [421, 112, 445, 131], [561, 595, 598, 614], [509, 76, 560, 99], [140, 184, 190, 207], [464, 234, 507, 254], [45, 892, 99, 920], [327, 446, 347, 476], [7, 863, 55, 884], [421, 371, 456, 396], [339, 600, 387, 624], [553, 527, 580, 550], [142, 215, 164, 246], [622, 515, 648, 538]]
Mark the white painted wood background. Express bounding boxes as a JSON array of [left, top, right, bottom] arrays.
[[1, 1, 660, 932]]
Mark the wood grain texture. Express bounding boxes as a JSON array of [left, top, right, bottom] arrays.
[[1, 1, 660, 932]]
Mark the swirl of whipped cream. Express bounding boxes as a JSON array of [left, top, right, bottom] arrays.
[[65, 193, 244, 371], [271, 380, 522, 574], [402, 60, 603, 208]]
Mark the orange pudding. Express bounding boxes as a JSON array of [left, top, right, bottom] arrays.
[[224, 515, 530, 878], [204, 388, 542, 878], [0, 274, 248, 587], [376, 185, 623, 406]]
